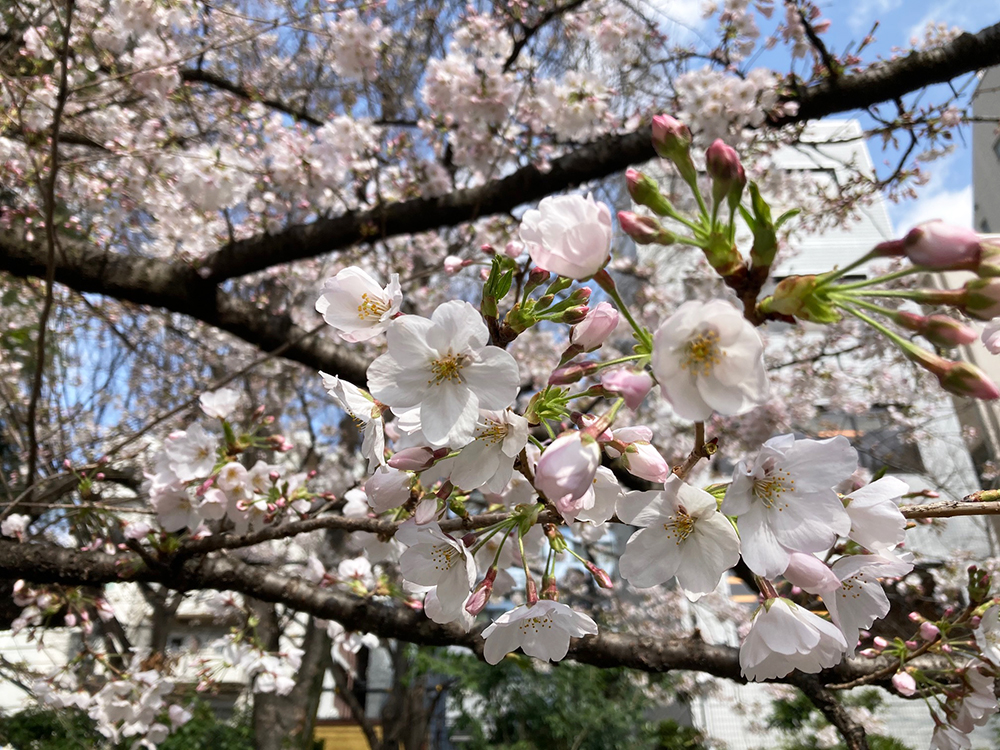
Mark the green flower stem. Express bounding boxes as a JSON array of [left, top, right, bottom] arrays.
[[685, 174, 710, 224], [595, 272, 652, 349], [830, 266, 923, 291], [814, 249, 879, 287], [471, 523, 510, 556], [594, 353, 648, 369], [835, 301, 917, 352], [827, 293, 898, 318]]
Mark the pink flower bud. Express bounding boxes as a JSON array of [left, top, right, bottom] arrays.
[[549, 362, 600, 386], [388, 446, 438, 471], [892, 671, 917, 696], [782, 552, 841, 594], [443, 255, 465, 274], [504, 241, 522, 259], [96, 472, 105, 481], [584, 561, 613, 589], [570, 301, 619, 351], [902, 221, 981, 270], [601, 368, 653, 410], [560, 305, 589, 325], [859, 648, 878, 659], [941, 361, 1000, 400], [705, 139, 745, 206], [651, 115, 692, 160], [64, 613, 77, 628], [535, 432, 602, 510], [268, 470, 280, 482], [622, 442, 670, 483], [466, 568, 497, 615], [905, 640, 918, 649], [873, 636, 889, 650], [896, 311, 977, 347], [919, 621, 940, 640], [908, 611, 924, 622], [618, 211, 675, 245]]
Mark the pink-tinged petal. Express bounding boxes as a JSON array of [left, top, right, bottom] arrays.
[[463, 348, 520, 410], [739, 504, 791, 578], [619, 527, 682, 588]]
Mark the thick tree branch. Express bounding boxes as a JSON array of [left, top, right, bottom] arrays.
[[195, 21, 1000, 285], [0, 231, 367, 384], [0, 539, 900, 688]]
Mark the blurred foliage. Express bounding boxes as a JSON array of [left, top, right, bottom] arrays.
[[0, 699, 255, 750], [417, 647, 709, 750], [766, 689, 913, 750]]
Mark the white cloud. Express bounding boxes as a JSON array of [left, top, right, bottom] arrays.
[[646, 0, 709, 35], [891, 184, 972, 234]]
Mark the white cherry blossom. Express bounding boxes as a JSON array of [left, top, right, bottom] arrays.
[[448, 409, 529, 492], [164, 424, 218, 481], [316, 266, 402, 343], [367, 300, 520, 447], [618, 475, 740, 594], [739, 598, 847, 681], [974, 604, 1000, 666], [722, 434, 855, 578], [198, 387, 240, 419], [320, 372, 386, 471], [651, 299, 769, 421], [824, 554, 912, 653], [482, 600, 598, 665], [843, 476, 908, 554], [399, 527, 476, 614]]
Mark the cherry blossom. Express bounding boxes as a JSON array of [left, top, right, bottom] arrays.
[[448, 409, 529, 492], [824, 555, 913, 653], [842, 476, 909, 554], [651, 299, 769, 421], [367, 300, 520, 447], [482, 600, 599, 665], [974, 604, 1000, 666], [739, 598, 848, 681], [618, 476, 740, 594], [519, 193, 613, 280], [534, 432, 602, 515], [198, 387, 240, 419], [399, 526, 477, 615], [320, 372, 386, 471], [316, 267, 402, 343], [722, 435, 855, 578]]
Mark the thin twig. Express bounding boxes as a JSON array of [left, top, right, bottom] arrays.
[[24, 0, 75, 498]]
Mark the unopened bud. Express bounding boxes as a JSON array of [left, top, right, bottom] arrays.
[[873, 636, 889, 650], [570, 301, 619, 351], [525, 267, 551, 295], [705, 139, 744, 207], [618, 211, 676, 245], [940, 361, 1000, 400], [892, 671, 917, 696], [901, 221, 982, 270], [388, 446, 438, 471], [548, 361, 600, 386], [919, 622, 940, 640], [625, 169, 677, 217], [895, 311, 977, 348], [584, 561, 613, 589], [651, 115, 697, 183], [465, 570, 496, 615], [600, 368, 653, 410]]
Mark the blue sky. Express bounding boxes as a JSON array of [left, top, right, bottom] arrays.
[[655, 0, 1000, 233]]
